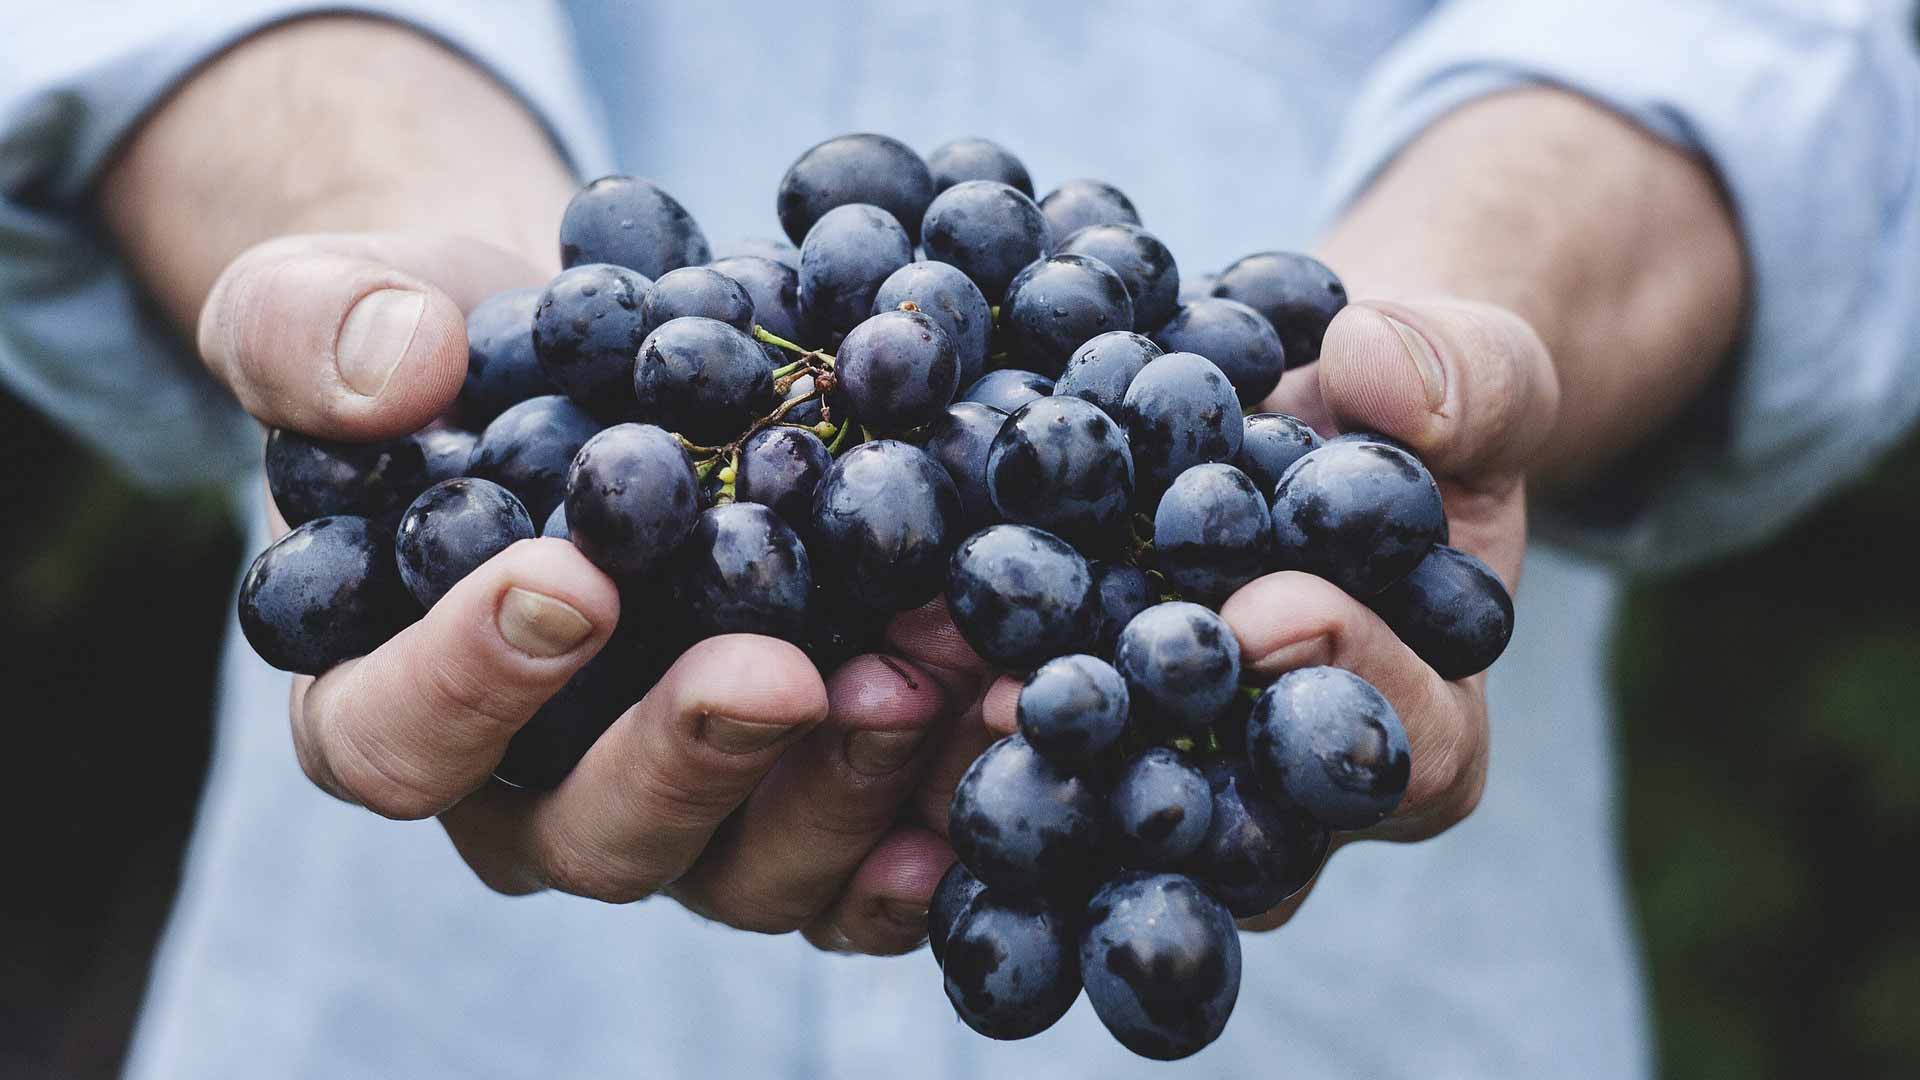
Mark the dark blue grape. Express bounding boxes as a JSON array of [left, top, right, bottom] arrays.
[[999, 254, 1134, 377], [468, 394, 601, 523], [531, 263, 652, 418], [495, 624, 667, 790], [1108, 749, 1212, 868], [632, 316, 775, 445], [801, 581, 890, 673], [798, 203, 914, 335], [460, 287, 553, 425], [559, 175, 710, 279], [927, 137, 1033, 197], [986, 395, 1134, 551], [1188, 757, 1329, 917], [929, 860, 988, 968], [1367, 544, 1514, 679], [1057, 224, 1180, 332], [779, 373, 826, 427], [1113, 602, 1240, 735], [777, 133, 934, 245], [1248, 666, 1410, 829], [735, 425, 831, 530], [959, 368, 1054, 413], [1117, 352, 1243, 505], [1152, 297, 1288, 406], [394, 478, 535, 609], [1211, 251, 1346, 366], [237, 516, 416, 675], [923, 401, 1007, 527], [708, 254, 806, 343], [542, 502, 569, 540], [675, 503, 811, 643], [808, 440, 962, 612], [638, 265, 754, 338], [873, 260, 992, 390], [949, 733, 1103, 897], [717, 236, 799, 271], [414, 427, 476, 484], [264, 428, 430, 529], [1152, 463, 1272, 608], [835, 309, 959, 432], [564, 423, 700, 580], [943, 893, 1081, 1040], [1237, 412, 1322, 496], [1038, 178, 1140, 239], [1090, 561, 1154, 656], [1269, 440, 1445, 597], [919, 180, 1052, 301], [1017, 653, 1130, 768], [1081, 871, 1240, 1061], [945, 524, 1097, 670], [1054, 330, 1160, 418]]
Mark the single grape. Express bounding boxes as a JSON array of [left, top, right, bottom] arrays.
[[1108, 748, 1213, 868], [929, 861, 988, 968], [1080, 871, 1241, 1061], [414, 427, 476, 485], [1017, 653, 1130, 768], [1187, 757, 1329, 917], [1152, 463, 1272, 607], [735, 425, 832, 530], [1237, 412, 1322, 496], [872, 260, 992, 390], [945, 523, 1097, 670], [237, 516, 416, 675], [1269, 440, 1446, 597], [919, 180, 1052, 301], [922, 401, 1007, 528], [460, 287, 553, 426], [531, 262, 652, 417], [1367, 544, 1515, 679], [926, 137, 1033, 197], [675, 503, 812, 643], [798, 203, 914, 335], [808, 440, 962, 612], [985, 395, 1134, 551], [949, 733, 1103, 897], [564, 423, 700, 579], [777, 133, 935, 245], [1038, 178, 1141, 238], [1057, 224, 1180, 332], [1211, 251, 1346, 366], [495, 624, 667, 790], [999, 254, 1134, 377], [1054, 330, 1161, 418], [835, 308, 960, 432], [393, 478, 536, 609], [779, 373, 826, 427], [1248, 666, 1411, 829], [632, 316, 775, 445], [717, 236, 799, 271], [559, 175, 710, 279], [943, 893, 1081, 1040], [541, 502, 569, 540], [1113, 601, 1241, 735], [467, 395, 601, 524], [1152, 296, 1288, 406], [638, 265, 755, 338], [1089, 560, 1154, 656], [708, 254, 807, 343], [264, 428, 430, 529], [959, 368, 1054, 413], [1118, 352, 1243, 504]]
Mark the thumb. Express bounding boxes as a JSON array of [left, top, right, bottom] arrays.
[[1316, 298, 1560, 481], [197, 232, 546, 439]]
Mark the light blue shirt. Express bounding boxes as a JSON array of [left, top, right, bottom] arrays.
[[3, 2, 1917, 1077]]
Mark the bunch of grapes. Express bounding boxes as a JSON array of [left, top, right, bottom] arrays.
[[236, 133, 1516, 1058]]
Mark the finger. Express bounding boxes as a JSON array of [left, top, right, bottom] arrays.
[[666, 653, 947, 933], [292, 537, 618, 819], [803, 826, 955, 955], [886, 595, 992, 703], [197, 231, 544, 438], [444, 634, 829, 902], [980, 674, 1020, 737], [909, 699, 1000, 837], [1222, 571, 1486, 842], [1258, 363, 1335, 434]]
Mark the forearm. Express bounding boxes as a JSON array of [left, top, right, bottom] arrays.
[[99, 15, 576, 334], [1316, 88, 1746, 488]]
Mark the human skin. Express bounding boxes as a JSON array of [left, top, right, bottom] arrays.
[[100, 18, 1741, 948]]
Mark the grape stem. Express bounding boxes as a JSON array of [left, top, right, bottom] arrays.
[[753, 324, 835, 368]]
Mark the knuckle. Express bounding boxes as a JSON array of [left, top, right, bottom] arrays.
[[539, 835, 661, 904], [422, 652, 529, 737]]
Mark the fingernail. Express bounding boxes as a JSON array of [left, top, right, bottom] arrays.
[[1381, 313, 1446, 410], [879, 899, 929, 931], [1250, 634, 1332, 675], [498, 587, 593, 658], [337, 288, 425, 397], [845, 730, 925, 776], [702, 715, 795, 754]]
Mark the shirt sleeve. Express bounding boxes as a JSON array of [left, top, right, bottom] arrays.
[[1314, 0, 1920, 572], [0, 2, 614, 490]]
